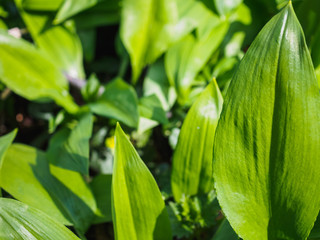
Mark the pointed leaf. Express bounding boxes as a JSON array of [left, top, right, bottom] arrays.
[[89, 78, 139, 128], [112, 123, 172, 240], [171, 80, 223, 202], [212, 219, 238, 240], [0, 31, 78, 113], [47, 114, 93, 175], [0, 144, 97, 233], [0, 129, 17, 172], [213, 3, 320, 240], [0, 198, 79, 240]]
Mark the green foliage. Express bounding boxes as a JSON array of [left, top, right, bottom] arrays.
[[112, 123, 172, 240], [1, 0, 320, 239], [0, 198, 80, 239], [213, 2, 320, 240], [171, 79, 223, 201]]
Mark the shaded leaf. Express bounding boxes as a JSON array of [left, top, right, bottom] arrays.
[[139, 94, 168, 124], [0, 30, 78, 113], [89, 78, 139, 128], [171, 79, 223, 202], [112, 123, 172, 240], [213, 3, 320, 240], [0, 198, 79, 240], [90, 174, 112, 224], [0, 144, 97, 233], [47, 114, 93, 175], [212, 219, 238, 240]]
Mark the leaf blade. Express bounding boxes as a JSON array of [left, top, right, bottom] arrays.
[[213, 3, 320, 240], [112, 123, 172, 240]]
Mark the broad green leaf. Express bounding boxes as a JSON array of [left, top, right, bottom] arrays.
[[165, 19, 229, 104], [0, 144, 97, 233], [112, 123, 172, 240], [90, 174, 112, 224], [15, 0, 85, 79], [212, 219, 238, 240], [171, 79, 223, 202], [139, 95, 168, 125], [213, 3, 320, 240], [143, 60, 176, 111], [47, 114, 93, 175], [0, 31, 78, 113], [120, 0, 177, 82], [89, 78, 139, 128], [55, 0, 103, 24], [0, 129, 17, 171], [22, 0, 64, 11], [0, 198, 79, 240]]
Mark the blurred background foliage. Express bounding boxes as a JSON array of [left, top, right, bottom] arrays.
[[0, 0, 320, 239]]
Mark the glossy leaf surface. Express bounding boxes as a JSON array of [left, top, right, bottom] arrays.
[[171, 79, 223, 202], [213, 3, 320, 240], [0, 30, 78, 113], [89, 78, 139, 128], [0, 198, 79, 240], [0, 144, 97, 233], [112, 123, 172, 240], [47, 114, 93, 175]]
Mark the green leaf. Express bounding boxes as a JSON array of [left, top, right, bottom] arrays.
[[143, 59, 176, 111], [165, 19, 229, 104], [22, 0, 64, 11], [213, 3, 320, 240], [47, 114, 93, 175], [112, 123, 172, 240], [90, 174, 112, 224], [212, 219, 238, 240], [89, 78, 139, 128], [139, 95, 168, 125], [0, 129, 17, 171], [0, 144, 97, 233], [121, 0, 206, 82], [55, 0, 103, 24], [214, 0, 243, 16], [0, 30, 78, 113], [0, 198, 79, 240], [171, 79, 223, 202], [15, 0, 85, 79]]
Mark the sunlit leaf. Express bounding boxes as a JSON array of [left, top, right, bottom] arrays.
[[89, 78, 139, 128], [0, 144, 97, 233], [0, 30, 78, 113], [0, 198, 79, 240], [171, 79, 223, 202], [47, 114, 93, 175], [112, 123, 172, 240], [22, 0, 64, 11], [0, 129, 17, 171], [214, 0, 243, 16], [15, 0, 85, 79], [213, 3, 320, 240]]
